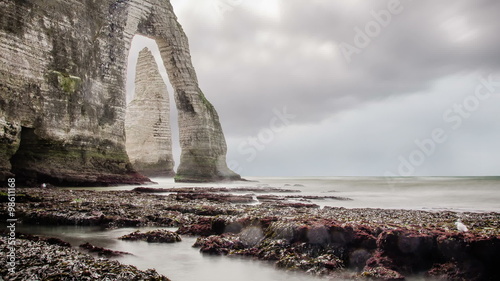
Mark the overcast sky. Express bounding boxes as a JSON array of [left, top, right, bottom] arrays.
[[127, 0, 500, 177]]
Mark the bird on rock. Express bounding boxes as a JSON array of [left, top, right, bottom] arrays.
[[455, 220, 468, 232]]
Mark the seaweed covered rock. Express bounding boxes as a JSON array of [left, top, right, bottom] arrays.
[[119, 229, 181, 243], [276, 253, 344, 275], [361, 266, 405, 281], [193, 234, 245, 255], [0, 236, 169, 280], [376, 229, 436, 272], [79, 242, 131, 257]]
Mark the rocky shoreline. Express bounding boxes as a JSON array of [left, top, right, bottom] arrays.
[[1, 187, 499, 280], [0, 233, 169, 280]]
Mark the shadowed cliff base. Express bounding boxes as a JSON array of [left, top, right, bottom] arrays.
[[8, 127, 151, 187], [174, 171, 242, 183], [174, 151, 242, 182]]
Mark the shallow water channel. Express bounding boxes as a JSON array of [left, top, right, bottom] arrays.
[[16, 224, 334, 281]]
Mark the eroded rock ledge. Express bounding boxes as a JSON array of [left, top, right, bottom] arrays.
[[0, 0, 240, 185], [3, 187, 499, 280]]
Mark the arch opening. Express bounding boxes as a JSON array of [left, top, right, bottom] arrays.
[[124, 34, 181, 177]]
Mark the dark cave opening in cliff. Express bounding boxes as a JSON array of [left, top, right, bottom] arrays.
[[9, 126, 42, 185], [124, 35, 181, 177]]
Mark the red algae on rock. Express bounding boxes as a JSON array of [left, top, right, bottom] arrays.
[[119, 229, 181, 243]]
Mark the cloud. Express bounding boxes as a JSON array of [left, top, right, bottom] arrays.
[[226, 73, 500, 176], [172, 1, 499, 131]]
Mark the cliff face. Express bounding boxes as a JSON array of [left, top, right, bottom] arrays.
[[125, 48, 174, 177], [0, 0, 240, 185]]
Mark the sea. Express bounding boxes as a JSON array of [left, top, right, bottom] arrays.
[[17, 176, 500, 280], [83, 176, 500, 212]]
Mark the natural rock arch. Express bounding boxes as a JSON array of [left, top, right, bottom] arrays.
[[125, 1, 240, 182], [0, 0, 240, 185]]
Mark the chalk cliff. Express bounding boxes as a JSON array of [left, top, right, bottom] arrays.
[[0, 0, 240, 185], [125, 48, 175, 177]]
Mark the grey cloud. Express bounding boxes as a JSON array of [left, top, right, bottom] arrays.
[[173, 0, 500, 137]]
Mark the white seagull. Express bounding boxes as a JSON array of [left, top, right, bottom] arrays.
[[455, 220, 469, 232]]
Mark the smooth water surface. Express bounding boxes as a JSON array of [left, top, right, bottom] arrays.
[[16, 225, 331, 281]]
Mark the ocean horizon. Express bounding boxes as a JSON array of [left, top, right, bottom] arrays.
[[68, 176, 500, 213]]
